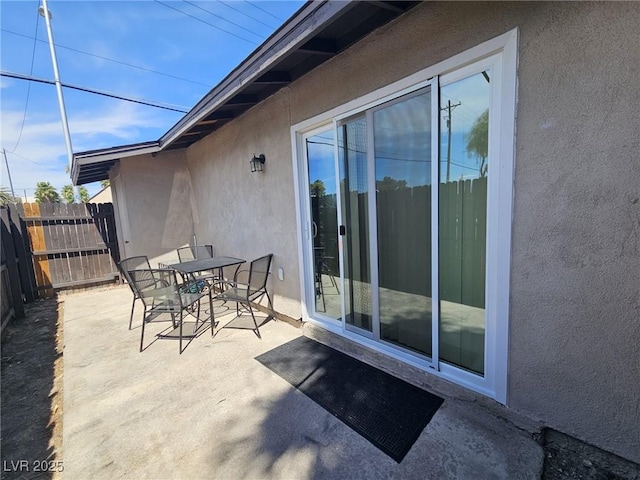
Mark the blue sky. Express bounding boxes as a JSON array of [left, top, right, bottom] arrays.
[[306, 72, 490, 196], [0, 0, 304, 200]]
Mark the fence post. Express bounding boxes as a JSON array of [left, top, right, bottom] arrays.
[[8, 204, 37, 302], [1, 207, 25, 319]]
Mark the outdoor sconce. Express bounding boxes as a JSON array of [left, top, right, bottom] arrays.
[[250, 154, 265, 173]]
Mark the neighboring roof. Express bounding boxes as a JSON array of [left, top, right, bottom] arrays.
[[72, 0, 419, 185]]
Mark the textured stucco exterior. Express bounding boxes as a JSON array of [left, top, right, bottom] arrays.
[[113, 149, 195, 266], [184, 91, 301, 318], [113, 2, 639, 463]]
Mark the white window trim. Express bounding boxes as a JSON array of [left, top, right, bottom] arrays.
[[291, 28, 518, 404]]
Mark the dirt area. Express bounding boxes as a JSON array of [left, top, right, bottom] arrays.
[[1, 294, 638, 480], [542, 430, 639, 480], [1, 297, 63, 480]]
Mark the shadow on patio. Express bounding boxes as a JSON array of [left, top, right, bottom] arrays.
[[61, 286, 543, 480]]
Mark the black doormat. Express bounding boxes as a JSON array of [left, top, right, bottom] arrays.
[[255, 336, 444, 463]]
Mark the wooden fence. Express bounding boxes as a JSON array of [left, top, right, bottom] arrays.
[[0, 203, 121, 311], [1, 205, 34, 335], [17, 203, 121, 296]]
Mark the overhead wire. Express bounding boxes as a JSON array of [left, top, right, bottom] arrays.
[[219, 0, 278, 29], [1, 29, 210, 87], [182, 1, 266, 40], [244, 0, 285, 22], [154, 0, 259, 46], [1, 71, 190, 113], [9, 1, 40, 153]]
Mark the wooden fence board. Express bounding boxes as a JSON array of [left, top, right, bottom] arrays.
[[1, 208, 25, 320], [8, 204, 37, 302], [13, 203, 120, 294]]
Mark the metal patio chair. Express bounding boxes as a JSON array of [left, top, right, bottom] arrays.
[[117, 255, 152, 330], [127, 268, 214, 353], [214, 254, 273, 339]]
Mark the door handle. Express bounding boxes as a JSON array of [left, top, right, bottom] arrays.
[[339, 225, 346, 236]]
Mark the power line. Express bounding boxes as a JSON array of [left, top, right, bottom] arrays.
[[3, 150, 40, 165], [182, 1, 265, 40], [244, 0, 284, 22], [154, 0, 259, 46], [9, 6, 40, 153], [1, 28, 210, 87], [1, 70, 189, 113], [219, 1, 278, 29]]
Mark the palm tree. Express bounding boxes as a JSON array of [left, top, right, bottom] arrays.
[[61, 185, 75, 203], [79, 186, 89, 203], [34, 182, 61, 203], [1, 187, 16, 205], [466, 109, 489, 177]]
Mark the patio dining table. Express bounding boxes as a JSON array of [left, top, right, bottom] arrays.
[[168, 256, 245, 281]]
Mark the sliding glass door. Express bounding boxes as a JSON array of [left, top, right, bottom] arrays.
[[301, 63, 493, 378]]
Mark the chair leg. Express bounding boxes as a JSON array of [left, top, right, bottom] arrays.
[[209, 290, 215, 336], [194, 298, 201, 331], [139, 308, 147, 352], [264, 290, 275, 321], [248, 303, 261, 339], [179, 311, 184, 354], [317, 273, 326, 312], [129, 298, 136, 330]]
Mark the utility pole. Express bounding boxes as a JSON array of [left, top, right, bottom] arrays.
[[39, 0, 80, 199], [441, 99, 461, 183], [2, 148, 17, 201]]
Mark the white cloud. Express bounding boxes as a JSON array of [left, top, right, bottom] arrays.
[[1, 102, 168, 196]]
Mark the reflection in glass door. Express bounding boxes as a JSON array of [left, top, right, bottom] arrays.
[[438, 70, 491, 375], [305, 129, 341, 320], [338, 117, 373, 333], [373, 88, 433, 356]]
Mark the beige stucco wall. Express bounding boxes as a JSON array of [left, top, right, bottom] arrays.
[[114, 149, 195, 266], [122, 2, 639, 463], [184, 91, 301, 318], [287, 3, 640, 462]]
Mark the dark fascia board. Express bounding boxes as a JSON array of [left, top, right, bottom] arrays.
[[72, 141, 160, 184], [159, 0, 357, 149]]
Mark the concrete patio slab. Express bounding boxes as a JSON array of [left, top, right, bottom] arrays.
[[63, 286, 543, 479]]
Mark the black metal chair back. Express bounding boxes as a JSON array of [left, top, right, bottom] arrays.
[[177, 245, 213, 262], [248, 254, 273, 297], [213, 254, 273, 339], [117, 255, 151, 329], [118, 255, 151, 291]]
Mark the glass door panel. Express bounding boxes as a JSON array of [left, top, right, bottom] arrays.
[[305, 129, 341, 320], [438, 70, 491, 375], [338, 117, 373, 333], [373, 89, 433, 356]]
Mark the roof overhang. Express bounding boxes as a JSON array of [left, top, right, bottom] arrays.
[[72, 0, 419, 185], [72, 141, 159, 184]]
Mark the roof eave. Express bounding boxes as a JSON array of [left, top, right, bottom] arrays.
[[72, 141, 160, 184], [159, 0, 355, 149]]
